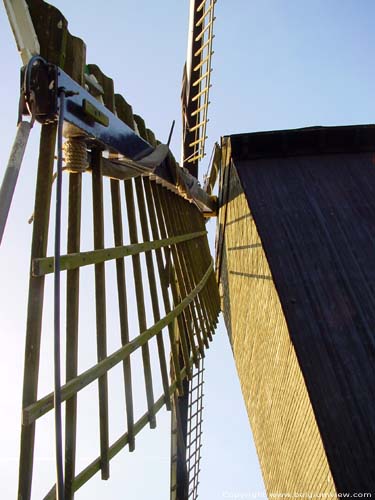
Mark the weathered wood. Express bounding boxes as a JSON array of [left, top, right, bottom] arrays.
[[64, 173, 82, 500], [18, 123, 57, 500], [23, 264, 214, 426], [133, 114, 148, 141], [169, 192, 209, 350], [91, 148, 110, 480], [87, 64, 115, 112], [27, 0, 68, 67], [151, 182, 193, 378], [143, 178, 183, 394], [204, 142, 221, 195], [67, 358, 194, 497], [156, 184, 200, 366], [109, 179, 135, 451], [134, 177, 171, 410], [32, 231, 206, 276], [114, 94, 135, 131], [171, 197, 207, 354], [124, 179, 156, 428], [179, 193, 218, 338]]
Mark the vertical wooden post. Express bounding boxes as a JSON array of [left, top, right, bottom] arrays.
[[170, 195, 206, 355], [174, 194, 214, 343], [124, 179, 156, 428], [134, 177, 171, 410], [151, 183, 193, 378], [110, 179, 135, 451], [18, 124, 57, 500], [167, 192, 207, 353], [91, 148, 110, 480], [64, 172, 82, 499], [156, 185, 200, 366], [143, 178, 183, 395]]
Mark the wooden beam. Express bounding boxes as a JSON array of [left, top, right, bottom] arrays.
[[22, 264, 213, 426], [32, 231, 206, 276]]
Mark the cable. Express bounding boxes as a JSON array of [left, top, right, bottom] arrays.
[[54, 88, 66, 500]]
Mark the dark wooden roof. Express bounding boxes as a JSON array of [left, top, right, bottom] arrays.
[[229, 124, 375, 161], [231, 125, 375, 493]]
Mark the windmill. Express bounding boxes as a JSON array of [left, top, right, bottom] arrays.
[[2, 1, 375, 499], [0, 1, 218, 499]]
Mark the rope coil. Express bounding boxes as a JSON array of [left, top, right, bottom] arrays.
[[63, 138, 88, 173]]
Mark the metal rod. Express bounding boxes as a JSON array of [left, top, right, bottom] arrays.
[[0, 120, 32, 245], [18, 123, 57, 500], [54, 89, 65, 500]]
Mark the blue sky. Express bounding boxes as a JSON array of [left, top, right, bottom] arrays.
[[1, 1, 375, 499]]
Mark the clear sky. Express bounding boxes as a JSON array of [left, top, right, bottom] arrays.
[[1, 1, 375, 499]]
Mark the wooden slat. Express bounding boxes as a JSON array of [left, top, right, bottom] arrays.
[[91, 148, 110, 480], [64, 173, 82, 500], [66, 358, 193, 498], [32, 231, 206, 276], [185, 197, 217, 337], [22, 264, 214, 426], [134, 177, 171, 410], [143, 178, 183, 394], [169, 192, 210, 350], [169, 197, 206, 354], [151, 182, 193, 379], [177, 193, 216, 338], [124, 179, 156, 428], [156, 184, 201, 366], [171, 191, 210, 349], [18, 124, 57, 500], [110, 179, 135, 451]]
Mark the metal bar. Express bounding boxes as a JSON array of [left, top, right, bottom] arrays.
[[110, 179, 135, 451], [32, 230, 206, 276], [18, 123, 57, 500], [22, 264, 213, 426], [64, 172, 82, 500], [124, 178, 156, 428], [143, 178, 183, 395], [134, 177, 171, 410], [0, 121, 32, 245], [91, 148, 110, 480]]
